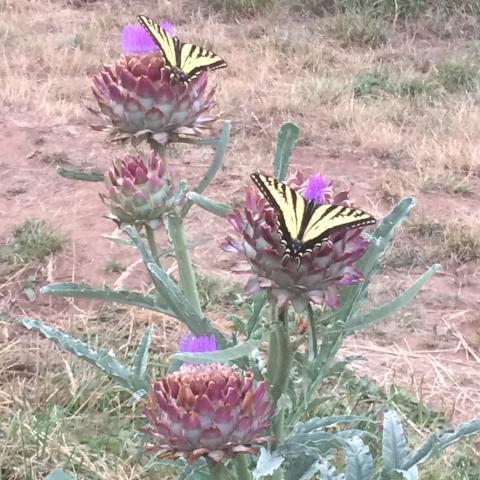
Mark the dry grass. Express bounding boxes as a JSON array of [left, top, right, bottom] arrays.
[[1, 0, 480, 477]]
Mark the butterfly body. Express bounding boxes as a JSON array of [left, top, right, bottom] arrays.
[[137, 15, 227, 83], [251, 173, 376, 259]]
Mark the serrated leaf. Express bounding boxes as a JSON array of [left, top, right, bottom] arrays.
[[396, 467, 419, 480], [171, 338, 262, 364], [253, 447, 285, 479], [194, 120, 231, 195], [186, 192, 232, 216], [345, 437, 374, 480], [18, 317, 148, 392], [146, 262, 211, 335], [41, 282, 176, 318], [182, 120, 231, 216], [56, 166, 104, 182], [401, 417, 480, 470], [131, 324, 154, 378], [382, 410, 408, 476], [273, 122, 299, 181], [44, 469, 75, 480], [246, 291, 267, 338], [341, 197, 416, 320], [179, 459, 210, 480], [351, 264, 440, 332]]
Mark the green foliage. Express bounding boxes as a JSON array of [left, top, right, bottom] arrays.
[[1, 219, 66, 263]]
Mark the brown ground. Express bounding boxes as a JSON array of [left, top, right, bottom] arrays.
[[0, 4, 479, 465]]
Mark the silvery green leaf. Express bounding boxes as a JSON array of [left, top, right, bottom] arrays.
[[350, 264, 440, 332], [171, 338, 261, 364], [179, 459, 210, 480], [284, 457, 321, 480], [41, 282, 176, 318], [186, 192, 233, 216], [131, 324, 154, 378], [381, 410, 408, 477], [395, 467, 419, 480], [253, 447, 285, 479], [183, 120, 231, 216], [401, 417, 480, 470], [341, 197, 416, 319], [146, 262, 211, 335], [318, 461, 345, 480], [18, 317, 148, 392], [345, 437, 374, 480], [273, 122, 299, 181], [246, 291, 267, 338], [56, 166, 104, 182], [194, 120, 231, 196], [44, 470, 75, 480]]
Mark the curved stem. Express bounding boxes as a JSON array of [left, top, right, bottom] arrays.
[[234, 454, 253, 480], [166, 213, 203, 319], [145, 225, 160, 265]]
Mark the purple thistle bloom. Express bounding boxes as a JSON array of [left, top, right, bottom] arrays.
[[303, 175, 332, 204], [179, 335, 217, 353], [121, 21, 174, 54]]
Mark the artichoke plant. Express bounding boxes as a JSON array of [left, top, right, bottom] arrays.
[[91, 24, 216, 146], [221, 172, 371, 312], [143, 335, 274, 462], [101, 151, 184, 229]]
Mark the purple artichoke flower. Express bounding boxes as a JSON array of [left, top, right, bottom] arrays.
[[143, 337, 274, 462], [121, 22, 174, 54], [101, 151, 183, 229], [91, 24, 216, 146], [221, 172, 371, 313], [179, 334, 217, 354]]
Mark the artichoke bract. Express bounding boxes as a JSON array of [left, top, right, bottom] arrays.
[[101, 152, 182, 229], [221, 173, 371, 313], [143, 336, 274, 462], [91, 52, 216, 145]]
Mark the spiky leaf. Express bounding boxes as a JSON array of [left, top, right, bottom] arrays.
[[273, 122, 299, 181], [345, 437, 374, 480]]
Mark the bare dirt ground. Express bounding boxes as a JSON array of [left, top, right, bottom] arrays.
[[1, 0, 480, 476]]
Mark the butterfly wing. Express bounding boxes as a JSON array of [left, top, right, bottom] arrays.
[[251, 173, 376, 257], [137, 15, 179, 69], [250, 173, 305, 252], [179, 42, 227, 81], [301, 204, 376, 252]]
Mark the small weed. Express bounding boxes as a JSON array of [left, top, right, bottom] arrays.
[[330, 10, 387, 47], [196, 273, 244, 311], [0, 219, 66, 264], [420, 170, 474, 195], [436, 60, 480, 93], [440, 217, 480, 262], [40, 152, 69, 165], [204, 0, 272, 18], [353, 70, 391, 97], [104, 259, 126, 274]]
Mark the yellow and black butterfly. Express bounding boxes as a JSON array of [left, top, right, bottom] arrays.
[[137, 15, 227, 83], [251, 173, 376, 258]]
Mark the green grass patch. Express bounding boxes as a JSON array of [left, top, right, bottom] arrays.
[[0, 219, 66, 264]]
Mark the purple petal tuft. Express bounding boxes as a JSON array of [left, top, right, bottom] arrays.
[[303, 175, 332, 204], [121, 24, 159, 54], [179, 335, 217, 353]]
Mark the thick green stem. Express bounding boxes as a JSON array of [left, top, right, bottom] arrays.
[[145, 225, 160, 264], [234, 454, 253, 480], [266, 304, 279, 387], [266, 305, 294, 480], [270, 306, 293, 405], [166, 213, 203, 319]]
